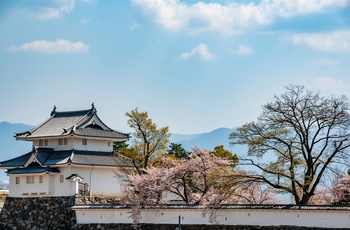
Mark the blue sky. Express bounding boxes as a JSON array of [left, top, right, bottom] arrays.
[[0, 0, 350, 134]]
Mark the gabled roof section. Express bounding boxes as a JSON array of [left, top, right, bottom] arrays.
[[0, 151, 32, 168], [66, 174, 84, 181], [6, 163, 60, 175], [0, 149, 134, 169], [70, 150, 134, 167], [0, 147, 53, 169], [15, 104, 129, 141]]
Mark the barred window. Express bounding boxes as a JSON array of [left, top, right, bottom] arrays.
[[26, 176, 34, 184], [82, 138, 87, 146], [58, 138, 68, 145], [39, 139, 48, 146]]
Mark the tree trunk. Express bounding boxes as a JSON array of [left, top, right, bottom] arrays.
[[299, 193, 312, 205]]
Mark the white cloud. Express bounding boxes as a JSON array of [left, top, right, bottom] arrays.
[[234, 44, 254, 55], [79, 0, 97, 4], [27, 0, 96, 20], [131, 0, 349, 34], [80, 18, 90, 24], [289, 30, 350, 53], [314, 77, 350, 90], [180, 43, 216, 60], [310, 58, 340, 68], [8, 39, 89, 54], [32, 0, 75, 20]]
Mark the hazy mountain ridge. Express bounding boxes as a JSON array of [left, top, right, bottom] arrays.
[[1, 122, 244, 155], [0, 122, 247, 182], [0, 122, 34, 182], [170, 127, 236, 152], [0, 122, 34, 161]]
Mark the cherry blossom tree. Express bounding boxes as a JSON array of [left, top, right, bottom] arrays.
[[122, 147, 241, 225], [330, 173, 350, 205], [123, 147, 237, 203], [231, 181, 279, 204]]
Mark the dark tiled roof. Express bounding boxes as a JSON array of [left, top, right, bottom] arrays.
[[0, 149, 134, 169], [71, 150, 134, 167], [73, 128, 128, 139], [7, 164, 60, 174], [0, 151, 32, 167], [72, 204, 350, 211], [45, 151, 72, 165], [66, 173, 83, 180], [35, 148, 53, 165], [15, 105, 129, 140]]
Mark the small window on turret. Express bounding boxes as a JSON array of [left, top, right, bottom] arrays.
[[58, 138, 68, 145], [15, 177, 20, 184], [82, 138, 87, 146], [39, 139, 48, 146], [26, 176, 34, 184]]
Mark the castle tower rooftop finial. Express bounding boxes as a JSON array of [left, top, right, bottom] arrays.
[[50, 105, 56, 116], [91, 102, 96, 114]]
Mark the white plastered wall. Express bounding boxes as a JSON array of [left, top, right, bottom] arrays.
[[33, 137, 114, 152], [74, 207, 350, 229]]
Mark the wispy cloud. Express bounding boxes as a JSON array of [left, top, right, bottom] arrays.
[[180, 43, 216, 60], [8, 39, 89, 54], [80, 18, 90, 24], [289, 30, 350, 53], [23, 0, 96, 20], [32, 0, 75, 20], [131, 0, 349, 35], [310, 58, 340, 68], [314, 77, 350, 90], [79, 0, 97, 4], [234, 45, 254, 55]]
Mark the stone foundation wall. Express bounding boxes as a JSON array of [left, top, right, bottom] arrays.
[[0, 196, 76, 230]]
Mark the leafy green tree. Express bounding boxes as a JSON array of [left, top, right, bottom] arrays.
[[165, 143, 191, 160], [210, 145, 239, 164], [120, 108, 171, 174], [113, 142, 129, 154], [229, 85, 350, 205]]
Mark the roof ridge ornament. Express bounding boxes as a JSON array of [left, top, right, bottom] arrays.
[[50, 105, 57, 116], [91, 102, 97, 114]]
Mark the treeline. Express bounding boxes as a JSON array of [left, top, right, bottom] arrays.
[[114, 85, 350, 223]]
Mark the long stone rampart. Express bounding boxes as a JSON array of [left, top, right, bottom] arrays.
[[0, 196, 76, 229]]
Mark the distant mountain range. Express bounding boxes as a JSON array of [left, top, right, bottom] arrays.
[[0, 122, 248, 183], [0, 122, 34, 183], [171, 127, 236, 151]]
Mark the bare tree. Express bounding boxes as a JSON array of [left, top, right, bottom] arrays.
[[229, 85, 350, 205]]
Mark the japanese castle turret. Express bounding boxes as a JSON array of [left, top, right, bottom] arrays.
[[0, 104, 132, 197]]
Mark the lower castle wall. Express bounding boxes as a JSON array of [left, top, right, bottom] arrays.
[[0, 196, 76, 229], [1, 196, 350, 230]]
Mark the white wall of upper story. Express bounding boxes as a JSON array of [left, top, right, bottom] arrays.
[[33, 137, 114, 152], [8, 165, 127, 198]]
